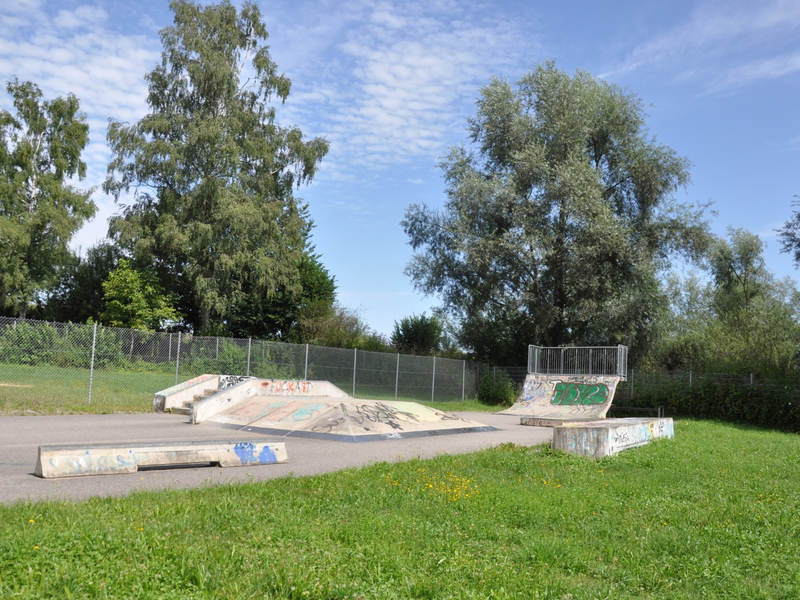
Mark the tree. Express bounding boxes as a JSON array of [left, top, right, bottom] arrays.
[[391, 313, 443, 355], [0, 79, 95, 318], [104, 0, 329, 334], [224, 252, 336, 340], [777, 195, 800, 266], [403, 62, 711, 365], [100, 259, 181, 330], [655, 229, 800, 377], [44, 241, 123, 323], [709, 227, 769, 319]]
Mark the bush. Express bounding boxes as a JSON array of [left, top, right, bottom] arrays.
[[0, 322, 57, 365], [628, 378, 800, 433], [478, 370, 516, 406]]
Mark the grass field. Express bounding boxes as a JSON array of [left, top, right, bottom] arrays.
[[0, 364, 489, 415], [0, 363, 178, 414], [2, 419, 798, 599]]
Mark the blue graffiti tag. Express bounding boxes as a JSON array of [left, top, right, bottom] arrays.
[[234, 442, 256, 464], [258, 445, 277, 464]]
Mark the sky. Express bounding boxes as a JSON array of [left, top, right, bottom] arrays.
[[1, 0, 799, 337]]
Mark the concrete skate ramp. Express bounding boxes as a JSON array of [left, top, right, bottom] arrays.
[[498, 374, 620, 424], [191, 378, 494, 442]]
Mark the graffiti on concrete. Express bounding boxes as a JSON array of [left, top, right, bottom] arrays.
[[233, 442, 278, 465], [500, 374, 619, 418], [218, 375, 255, 390], [280, 403, 327, 422], [551, 382, 609, 405], [48, 450, 139, 476], [259, 380, 314, 394], [350, 402, 422, 431]]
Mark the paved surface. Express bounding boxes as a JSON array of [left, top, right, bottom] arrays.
[[0, 412, 552, 504]]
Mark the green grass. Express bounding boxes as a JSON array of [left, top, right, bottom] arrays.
[[2, 419, 799, 598], [0, 363, 178, 414]]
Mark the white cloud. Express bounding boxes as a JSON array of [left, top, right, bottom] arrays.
[[277, 0, 536, 174], [604, 0, 800, 92], [0, 1, 161, 253]]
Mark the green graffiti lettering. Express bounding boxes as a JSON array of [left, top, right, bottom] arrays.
[[552, 382, 609, 405]]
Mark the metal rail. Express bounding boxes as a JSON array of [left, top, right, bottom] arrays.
[[527, 345, 628, 380]]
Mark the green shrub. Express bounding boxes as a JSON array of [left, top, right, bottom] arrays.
[[627, 378, 800, 432], [0, 322, 57, 365], [478, 370, 516, 406]]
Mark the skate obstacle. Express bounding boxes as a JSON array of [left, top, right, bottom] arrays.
[[35, 439, 288, 478], [500, 373, 620, 426], [154, 377, 494, 443], [551, 417, 674, 458]]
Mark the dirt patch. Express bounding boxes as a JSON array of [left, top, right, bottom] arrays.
[[0, 383, 34, 388]]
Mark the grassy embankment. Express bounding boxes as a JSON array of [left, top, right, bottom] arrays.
[[2, 420, 798, 599]]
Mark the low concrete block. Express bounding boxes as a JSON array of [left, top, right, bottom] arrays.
[[520, 416, 605, 427], [551, 417, 674, 458], [35, 440, 288, 479]]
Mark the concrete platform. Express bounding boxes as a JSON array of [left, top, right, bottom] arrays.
[[35, 439, 288, 478], [551, 417, 674, 458]]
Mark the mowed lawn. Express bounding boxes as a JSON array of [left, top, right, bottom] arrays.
[[0, 363, 178, 414], [2, 420, 798, 599]]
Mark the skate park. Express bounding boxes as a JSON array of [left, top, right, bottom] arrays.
[[2, 344, 672, 502]]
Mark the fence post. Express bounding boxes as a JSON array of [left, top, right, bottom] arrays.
[[216, 337, 219, 360], [174, 333, 181, 386], [462, 359, 466, 401], [395, 353, 400, 399], [87, 322, 97, 405], [589, 348, 592, 376], [246, 338, 252, 376], [689, 370, 692, 387], [750, 373, 753, 386], [630, 368, 635, 399], [304, 344, 309, 380], [352, 348, 357, 397], [431, 356, 436, 403], [168, 332, 172, 361], [493, 366, 496, 387]]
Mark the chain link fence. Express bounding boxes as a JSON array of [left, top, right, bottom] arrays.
[[0, 317, 489, 414], [615, 369, 795, 400]]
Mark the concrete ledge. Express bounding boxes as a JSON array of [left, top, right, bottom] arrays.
[[521, 416, 606, 427], [35, 440, 288, 479], [551, 417, 674, 458]]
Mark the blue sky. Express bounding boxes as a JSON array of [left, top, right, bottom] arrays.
[[2, 0, 799, 336]]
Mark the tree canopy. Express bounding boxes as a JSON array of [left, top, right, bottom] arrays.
[[104, 0, 329, 334], [391, 313, 443, 355], [403, 62, 711, 364], [100, 259, 181, 331], [0, 79, 95, 318], [656, 228, 800, 377]]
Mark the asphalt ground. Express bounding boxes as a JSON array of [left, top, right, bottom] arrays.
[[0, 411, 552, 505]]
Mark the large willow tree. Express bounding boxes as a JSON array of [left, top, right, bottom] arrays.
[[104, 0, 328, 333], [403, 62, 711, 364]]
